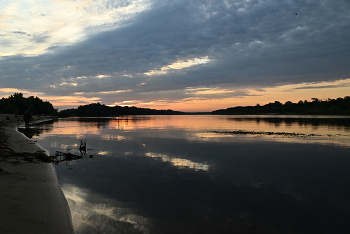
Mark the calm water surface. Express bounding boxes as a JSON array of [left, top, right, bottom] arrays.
[[20, 115, 350, 234]]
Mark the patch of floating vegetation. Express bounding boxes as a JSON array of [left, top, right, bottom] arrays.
[[208, 130, 350, 138]]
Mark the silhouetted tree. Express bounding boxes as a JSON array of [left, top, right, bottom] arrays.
[[212, 96, 350, 115], [59, 103, 184, 117], [0, 93, 57, 115]]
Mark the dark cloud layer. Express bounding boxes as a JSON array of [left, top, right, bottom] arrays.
[[1, 0, 350, 107]]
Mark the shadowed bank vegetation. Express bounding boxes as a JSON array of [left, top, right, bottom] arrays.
[[0, 93, 57, 115], [212, 96, 350, 115], [59, 103, 184, 117]]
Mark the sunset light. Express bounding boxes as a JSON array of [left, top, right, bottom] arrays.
[[2, 1, 350, 233], [0, 0, 349, 112]]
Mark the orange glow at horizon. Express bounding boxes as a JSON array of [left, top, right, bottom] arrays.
[[1, 79, 349, 112], [134, 79, 350, 112]]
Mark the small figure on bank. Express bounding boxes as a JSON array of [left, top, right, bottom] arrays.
[[23, 109, 32, 128], [14, 107, 19, 119]]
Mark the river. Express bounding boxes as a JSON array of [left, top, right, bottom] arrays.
[[19, 115, 350, 234]]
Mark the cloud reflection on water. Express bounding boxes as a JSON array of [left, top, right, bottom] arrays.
[[62, 184, 150, 234], [145, 152, 209, 171], [20, 115, 350, 233]]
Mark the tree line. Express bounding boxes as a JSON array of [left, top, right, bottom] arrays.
[[0, 93, 57, 116], [212, 96, 350, 115], [2, 93, 349, 117], [59, 102, 184, 117]]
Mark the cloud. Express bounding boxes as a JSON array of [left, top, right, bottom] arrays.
[[293, 81, 350, 90], [0, 0, 350, 110]]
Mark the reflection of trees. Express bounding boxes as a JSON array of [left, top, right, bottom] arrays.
[[73, 116, 156, 131], [76, 116, 153, 128], [76, 117, 110, 129], [227, 117, 350, 129], [18, 119, 56, 139], [109, 116, 154, 130]]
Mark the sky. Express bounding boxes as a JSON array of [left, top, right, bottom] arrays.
[[0, 0, 350, 112]]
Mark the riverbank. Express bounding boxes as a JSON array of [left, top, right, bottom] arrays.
[[0, 114, 74, 234]]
